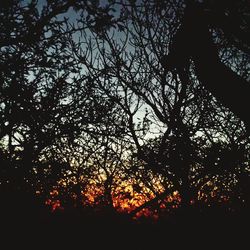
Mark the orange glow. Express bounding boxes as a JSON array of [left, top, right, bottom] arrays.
[[43, 173, 235, 219], [44, 179, 182, 218], [45, 199, 62, 212]]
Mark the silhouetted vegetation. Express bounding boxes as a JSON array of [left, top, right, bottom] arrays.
[[0, 0, 249, 244]]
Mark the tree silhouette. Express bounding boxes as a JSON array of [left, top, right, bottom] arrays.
[[0, 0, 120, 220], [162, 0, 250, 132], [1, 0, 250, 238]]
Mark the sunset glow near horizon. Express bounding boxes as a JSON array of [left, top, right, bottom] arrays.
[[43, 175, 179, 217], [42, 173, 233, 220]]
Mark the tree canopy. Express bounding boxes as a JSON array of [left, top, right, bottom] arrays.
[[0, 0, 250, 239]]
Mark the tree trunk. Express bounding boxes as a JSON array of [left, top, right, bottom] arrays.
[[191, 23, 250, 132], [166, 2, 250, 132]]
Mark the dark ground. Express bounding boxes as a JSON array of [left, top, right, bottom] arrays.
[[0, 190, 249, 249], [1, 204, 249, 249]]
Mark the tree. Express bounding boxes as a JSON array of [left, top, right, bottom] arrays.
[[1, 0, 250, 228], [163, 0, 250, 132], [0, 0, 120, 211], [73, 0, 250, 215]]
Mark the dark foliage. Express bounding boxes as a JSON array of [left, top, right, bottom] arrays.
[[0, 0, 249, 244]]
